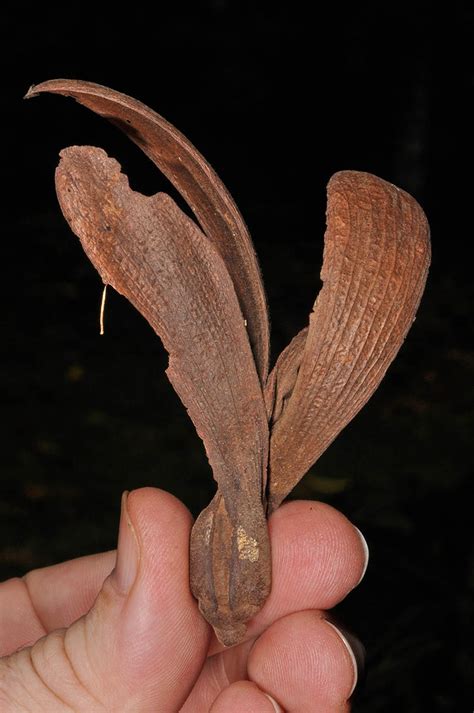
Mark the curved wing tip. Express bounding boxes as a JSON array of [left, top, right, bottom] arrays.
[[24, 84, 39, 99], [24, 78, 95, 100], [328, 170, 431, 221], [24, 79, 63, 99], [328, 169, 388, 189]]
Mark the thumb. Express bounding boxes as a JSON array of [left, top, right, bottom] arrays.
[[1, 488, 211, 712]]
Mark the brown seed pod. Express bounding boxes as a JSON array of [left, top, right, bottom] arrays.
[[26, 80, 430, 646]]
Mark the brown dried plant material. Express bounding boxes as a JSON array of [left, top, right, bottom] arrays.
[[25, 79, 269, 384], [26, 80, 431, 646], [54, 146, 270, 646], [266, 172, 431, 513]]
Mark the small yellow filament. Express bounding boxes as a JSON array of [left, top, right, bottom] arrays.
[[99, 284, 108, 335]]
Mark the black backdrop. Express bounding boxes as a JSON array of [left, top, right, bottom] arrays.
[[2, 2, 473, 711]]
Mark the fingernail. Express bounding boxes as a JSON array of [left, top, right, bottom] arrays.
[[263, 693, 284, 712], [325, 620, 364, 698], [354, 526, 369, 586], [113, 491, 140, 593]]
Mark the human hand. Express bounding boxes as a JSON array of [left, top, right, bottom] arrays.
[[0, 488, 367, 711]]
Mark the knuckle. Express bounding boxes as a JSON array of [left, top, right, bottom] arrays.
[[0, 627, 106, 712]]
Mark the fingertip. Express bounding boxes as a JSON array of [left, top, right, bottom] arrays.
[[116, 486, 201, 621], [353, 526, 369, 586], [125, 487, 195, 592], [268, 500, 368, 606], [264, 693, 285, 712], [248, 610, 356, 710], [210, 681, 283, 712], [126, 486, 194, 536], [83, 487, 210, 709], [324, 620, 360, 697]]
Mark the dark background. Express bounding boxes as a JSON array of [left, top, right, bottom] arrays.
[[2, 2, 473, 711]]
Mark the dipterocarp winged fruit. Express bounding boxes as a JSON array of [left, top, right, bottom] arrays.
[[26, 80, 430, 646]]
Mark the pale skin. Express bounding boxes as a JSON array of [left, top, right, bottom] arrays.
[[0, 488, 367, 712]]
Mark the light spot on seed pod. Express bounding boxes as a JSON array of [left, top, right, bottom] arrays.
[[236, 526, 259, 562], [204, 514, 214, 546]]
